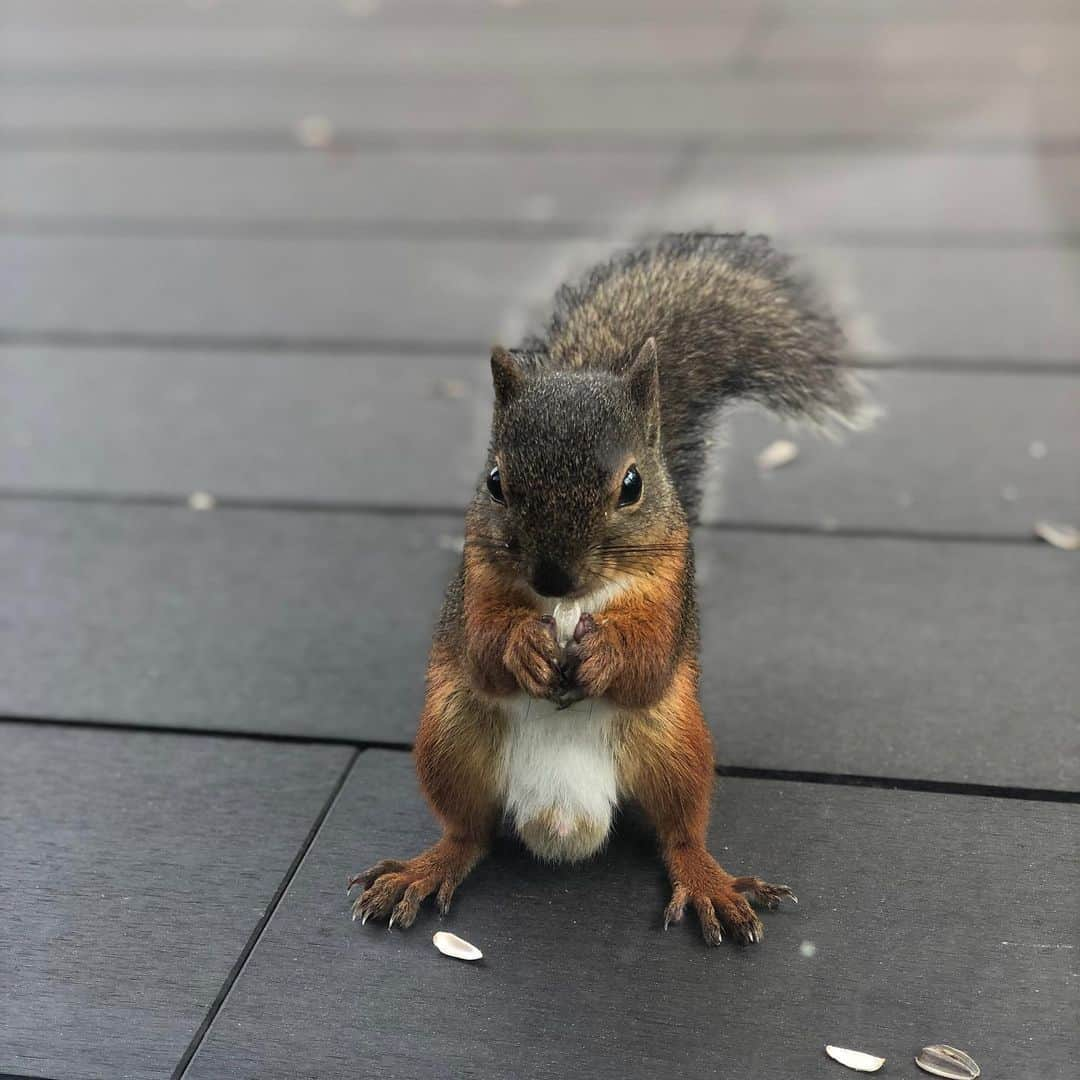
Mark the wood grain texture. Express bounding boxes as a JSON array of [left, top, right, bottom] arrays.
[[4, 235, 1080, 364], [186, 750, 1080, 1080], [2, 354, 1077, 537], [0, 723, 352, 1080], [2, 503, 1076, 789]]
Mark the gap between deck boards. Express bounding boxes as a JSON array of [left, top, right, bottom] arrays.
[[167, 747, 360, 1080], [4, 216, 1080, 249], [5, 130, 1080, 154], [0, 487, 1065, 547], [3, 330, 1078, 375], [3, 714, 1076, 806]]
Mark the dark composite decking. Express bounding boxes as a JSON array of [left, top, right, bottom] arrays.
[[1, 3, 1077, 1079]]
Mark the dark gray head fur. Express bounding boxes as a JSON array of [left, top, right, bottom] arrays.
[[469, 343, 681, 599]]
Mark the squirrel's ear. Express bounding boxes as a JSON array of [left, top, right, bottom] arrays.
[[627, 337, 660, 445], [490, 346, 523, 409]]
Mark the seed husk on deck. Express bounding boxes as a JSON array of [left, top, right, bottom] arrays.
[[824, 1045, 885, 1072], [756, 438, 800, 471], [915, 1044, 981, 1079], [432, 931, 483, 962]]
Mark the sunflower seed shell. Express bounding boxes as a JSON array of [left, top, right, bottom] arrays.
[[756, 438, 800, 471], [915, 1044, 980, 1079], [432, 931, 483, 961], [825, 1045, 886, 1072], [1034, 521, 1080, 551]]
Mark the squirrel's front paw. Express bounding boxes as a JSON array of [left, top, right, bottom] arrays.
[[503, 615, 563, 698], [562, 612, 620, 699]]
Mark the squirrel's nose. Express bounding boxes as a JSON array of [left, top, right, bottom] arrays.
[[531, 560, 575, 598]]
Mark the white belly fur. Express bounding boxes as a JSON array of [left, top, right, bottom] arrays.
[[499, 588, 625, 863]]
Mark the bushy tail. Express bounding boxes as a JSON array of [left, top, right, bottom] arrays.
[[529, 233, 866, 520]]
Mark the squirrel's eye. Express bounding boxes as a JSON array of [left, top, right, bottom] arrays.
[[618, 464, 642, 507], [486, 466, 505, 504]]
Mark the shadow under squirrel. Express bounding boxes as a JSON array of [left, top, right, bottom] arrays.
[[349, 233, 864, 946]]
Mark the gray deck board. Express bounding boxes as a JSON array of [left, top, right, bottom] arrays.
[[2, 502, 1076, 790], [672, 149, 1080, 237], [0, 346, 493, 509], [5, 234, 1080, 364], [0, 0, 764, 30], [709, 370, 1080, 534], [774, 0, 1080, 13], [0, 501, 450, 740], [3, 352, 1078, 538], [0, 722, 351, 1080], [0, 22, 753, 73], [7, 0, 1077, 27], [4, 76, 1077, 141], [694, 530, 1079, 791], [186, 750, 1080, 1080], [0, 147, 678, 227], [757, 21, 1080, 77], [6, 148, 1079, 240]]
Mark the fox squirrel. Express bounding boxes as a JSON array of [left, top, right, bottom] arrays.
[[349, 233, 862, 946]]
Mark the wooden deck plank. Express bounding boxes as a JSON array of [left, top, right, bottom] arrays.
[[0, 347, 493, 509], [2, 502, 1076, 790], [0, 21, 754, 74], [771, 0, 1080, 20], [756, 20, 1080, 77], [0, 147, 679, 227], [0, 722, 351, 1080], [4, 234, 1080, 365], [186, 750, 1080, 1080], [694, 529, 1079, 791], [6, 147, 1079, 240], [3, 352, 1077, 537], [0, 0, 765, 29], [671, 149, 1080, 237], [708, 370, 1080, 534], [2, 0, 1075, 30], [3, 76, 1076, 142]]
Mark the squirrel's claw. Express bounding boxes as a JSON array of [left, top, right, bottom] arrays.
[[347, 859, 406, 895], [731, 877, 799, 910]]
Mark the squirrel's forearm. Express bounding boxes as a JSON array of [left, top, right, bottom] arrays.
[[460, 559, 535, 696], [572, 564, 687, 709], [600, 595, 683, 708], [462, 604, 521, 696]]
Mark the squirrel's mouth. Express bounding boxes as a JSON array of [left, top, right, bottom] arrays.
[[526, 570, 627, 607]]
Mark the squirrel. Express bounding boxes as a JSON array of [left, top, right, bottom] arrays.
[[348, 233, 863, 946]]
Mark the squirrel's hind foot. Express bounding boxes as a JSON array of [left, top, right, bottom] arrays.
[[347, 838, 485, 929], [663, 848, 797, 947]]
